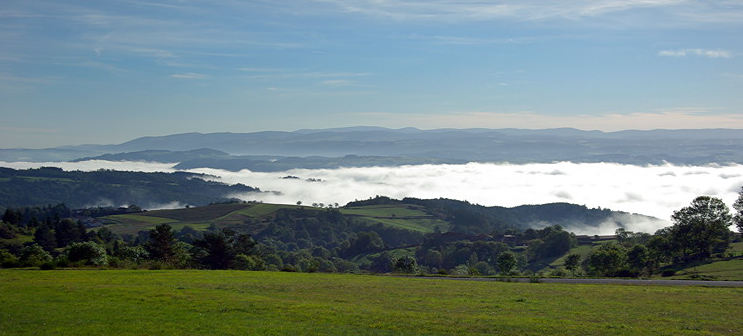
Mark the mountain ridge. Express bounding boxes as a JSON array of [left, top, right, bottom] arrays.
[[2, 127, 742, 165]]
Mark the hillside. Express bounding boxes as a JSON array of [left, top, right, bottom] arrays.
[[0, 167, 260, 209], [101, 198, 658, 237]]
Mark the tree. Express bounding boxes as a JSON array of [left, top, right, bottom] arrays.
[[587, 243, 626, 277], [734, 187, 743, 234], [496, 251, 517, 275], [670, 196, 733, 260], [626, 244, 649, 276], [564, 253, 581, 275], [369, 251, 394, 273], [392, 255, 418, 274], [192, 228, 261, 270], [193, 229, 236, 269], [55, 219, 83, 247], [145, 224, 177, 262], [645, 235, 672, 276], [424, 250, 443, 268], [2, 208, 22, 225], [33, 224, 57, 252], [0, 223, 16, 239], [66, 241, 108, 266]]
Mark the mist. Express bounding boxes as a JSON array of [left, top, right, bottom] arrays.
[[3, 160, 741, 234]]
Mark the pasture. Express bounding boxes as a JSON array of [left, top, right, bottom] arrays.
[[1, 269, 741, 335]]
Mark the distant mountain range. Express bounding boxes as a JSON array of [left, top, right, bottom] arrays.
[[2, 127, 742, 170]]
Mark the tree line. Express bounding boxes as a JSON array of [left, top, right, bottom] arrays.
[[1, 188, 742, 277]]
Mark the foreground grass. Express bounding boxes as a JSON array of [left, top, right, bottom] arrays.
[[1, 270, 741, 335]]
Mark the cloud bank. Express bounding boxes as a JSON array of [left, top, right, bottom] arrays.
[[3, 161, 741, 234], [658, 49, 733, 59]]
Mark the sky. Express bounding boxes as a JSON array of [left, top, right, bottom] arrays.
[[3, 160, 742, 234], [2, 0, 743, 148]]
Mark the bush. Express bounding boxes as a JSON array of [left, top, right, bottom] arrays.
[[54, 256, 70, 268], [0, 225, 16, 239], [107, 257, 137, 269], [39, 262, 56, 270], [392, 256, 419, 274], [0, 248, 18, 267], [1, 259, 20, 268], [661, 269, 676, 277], [550, 268, 567, 277], [66, 241, 108, 266], [232, 254, 266, 271], [115, 245, 149, 263], [19, 244, 52, 266], [450, 264, 469, 276]]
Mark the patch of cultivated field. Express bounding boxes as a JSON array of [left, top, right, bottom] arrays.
[[340, 204, 449, 233], [1, 270, 741, 335]]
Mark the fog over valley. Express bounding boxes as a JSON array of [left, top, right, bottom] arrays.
[[3, 160, 741, 235]]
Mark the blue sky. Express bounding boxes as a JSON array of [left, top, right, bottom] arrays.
[[1, 0, 742, 148]]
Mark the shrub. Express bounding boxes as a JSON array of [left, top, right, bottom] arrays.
[[19, 244, 52, 266], [450, 264, 469, 276], [550, 268, 567, 277], [392, 256, 419, 274], [232, 254, 266, 271], [0, 248, 18, 267], [39, 262, 56, 270], [66, 241, 108, 266], [529, 276, 543, 283], [661, 269, 676, 277], [115, 245, 149, 263]]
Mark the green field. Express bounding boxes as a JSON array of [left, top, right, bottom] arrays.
[[101, 202, 448, 235], [102, 203, 298, 235], [0, 269, 741, 335], [340, 204, 449, 233]]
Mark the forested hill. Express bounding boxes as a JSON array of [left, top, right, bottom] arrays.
[[347, 196, 665, 234], [0, 167, 260, 209]]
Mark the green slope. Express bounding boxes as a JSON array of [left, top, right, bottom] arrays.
[[340, 204, 449, 233], [103, 202, 451, 236]]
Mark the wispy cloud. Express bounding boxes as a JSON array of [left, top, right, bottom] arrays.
[[244, 71, 370, 80], [171, 73, 207, 79], [658, 48, 733, 58], [0, 73, 56, 92], [320, 79, 354, 86], [311, 0, 743, 24]]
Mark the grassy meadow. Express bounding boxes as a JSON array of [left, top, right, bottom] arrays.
[[340, 204, 449, 233], [1, 269, 742, 335], [102, 202, 449, 235]]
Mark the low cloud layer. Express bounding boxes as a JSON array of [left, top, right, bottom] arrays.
[[3, 161, 742, 234]]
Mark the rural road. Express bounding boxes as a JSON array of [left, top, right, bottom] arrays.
[[407, 276, 743, 287]]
